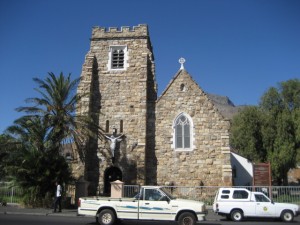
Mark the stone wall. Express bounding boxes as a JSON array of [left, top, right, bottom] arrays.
[[156, 69, 232, 186]]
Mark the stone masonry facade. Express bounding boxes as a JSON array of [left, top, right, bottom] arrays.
[[156, 70, 232, 186], [75, 24, 232, 195]]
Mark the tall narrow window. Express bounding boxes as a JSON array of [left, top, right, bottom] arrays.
[[175, 115, 191, 149], [105, 120, 109, 133], [120, 120, 123, 133], [172, 113, 193, 151], [232, 166, 237, 178]]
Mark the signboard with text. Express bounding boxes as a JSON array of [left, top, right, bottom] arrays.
[[253, 162, 271, 186]]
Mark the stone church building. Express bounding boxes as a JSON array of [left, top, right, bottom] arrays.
[[75, 24, 238, 195]]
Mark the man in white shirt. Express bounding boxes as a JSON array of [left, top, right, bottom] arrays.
[[53, 181, 62, 213]]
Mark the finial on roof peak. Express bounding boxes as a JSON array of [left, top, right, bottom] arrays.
[[179, 57, 185, 70]]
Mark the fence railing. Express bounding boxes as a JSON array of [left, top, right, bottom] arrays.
[[0, 182, 22, 204], [1, 183, 300, 206], [124, 185, 300, 206]]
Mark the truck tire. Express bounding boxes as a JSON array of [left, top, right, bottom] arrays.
[[178, 212, 196, 225], [281, 210, 294, 222], [98, 209, 116, 225], [231, 209, 243, 222]]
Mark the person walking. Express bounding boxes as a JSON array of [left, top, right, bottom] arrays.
[[53, 181, 62, 213]]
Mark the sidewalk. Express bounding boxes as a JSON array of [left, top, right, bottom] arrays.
[[0, 203, 77, 217]]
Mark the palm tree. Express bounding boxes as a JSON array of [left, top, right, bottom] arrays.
[[1, 72, 101, 206], [4, 116, 72, 206], [0, 134, 17, 179], [16, 72, 98, 160]]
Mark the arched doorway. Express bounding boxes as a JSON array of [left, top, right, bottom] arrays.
[[104, 166, 122, 195]]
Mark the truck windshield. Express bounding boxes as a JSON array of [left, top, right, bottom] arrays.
[[160, 187, 176, 200]]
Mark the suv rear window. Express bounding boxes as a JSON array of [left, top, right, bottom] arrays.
[[221, 195, 229, 199], [233, 190, 248, 199], [220, 189, 230, 199], [221, 190, 230, 194]]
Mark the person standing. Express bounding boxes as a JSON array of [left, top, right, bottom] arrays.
[[53, 181, 62, 213]]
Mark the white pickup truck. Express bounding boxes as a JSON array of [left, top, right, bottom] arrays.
[[213, 187, 300, 222], [78, 186, 207, 225]]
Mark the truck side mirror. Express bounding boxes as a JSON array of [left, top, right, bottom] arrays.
[[134, 193, 142, 200], [162, 196, 170, 203]]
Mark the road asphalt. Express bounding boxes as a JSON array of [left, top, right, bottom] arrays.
[[0, 203, 222, 221]]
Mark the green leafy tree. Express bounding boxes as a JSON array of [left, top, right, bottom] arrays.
[[260, 79, 300, 184], [266, 110, 298, 184], [231, 79, 300, 185], [293, 108, 300, 163], [230, 106, 266, 162]]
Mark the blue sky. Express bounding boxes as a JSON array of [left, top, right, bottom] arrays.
[[1, 0, 300, 133]]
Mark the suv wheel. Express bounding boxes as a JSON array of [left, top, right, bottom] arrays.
[[281, 210, 294, 222], [231, 209, 243, 222]]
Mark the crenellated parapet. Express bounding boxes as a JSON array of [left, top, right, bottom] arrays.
[[91, 24, 149, 39]]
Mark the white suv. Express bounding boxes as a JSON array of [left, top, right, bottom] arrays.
[[213, 188, 299, 222]]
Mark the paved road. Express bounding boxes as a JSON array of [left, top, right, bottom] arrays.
[[1, 205, 300, 225], [1, 213, 299, 225]]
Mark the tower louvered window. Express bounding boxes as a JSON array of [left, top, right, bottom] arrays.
[[112, 49, 124, 69], [108, 46, 127, 70]]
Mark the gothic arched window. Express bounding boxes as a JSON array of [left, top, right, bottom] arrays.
[[173, 113, 193, 150]]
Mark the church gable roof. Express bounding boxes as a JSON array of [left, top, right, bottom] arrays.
[[157, 69, 205, 101], [157, 68, 242, 120]]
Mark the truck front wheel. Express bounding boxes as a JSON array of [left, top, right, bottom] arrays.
[[231, 209, 243, 222], [281, 210, 294, 222], [98, 209, 116, 225], [178, 212, 196, 225]]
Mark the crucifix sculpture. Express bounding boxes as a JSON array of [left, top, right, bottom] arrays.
[[104, 134, 124, 158]]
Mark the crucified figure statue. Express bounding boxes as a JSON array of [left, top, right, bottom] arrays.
[[104, 134, 124, 157]]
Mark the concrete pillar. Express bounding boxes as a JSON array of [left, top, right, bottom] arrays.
[[110, 180, 124, 198]]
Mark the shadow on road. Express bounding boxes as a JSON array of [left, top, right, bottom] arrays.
[[86, 221, 223, 225]]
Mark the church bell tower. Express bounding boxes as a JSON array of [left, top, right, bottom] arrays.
[[77, 24, 157, 195]]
